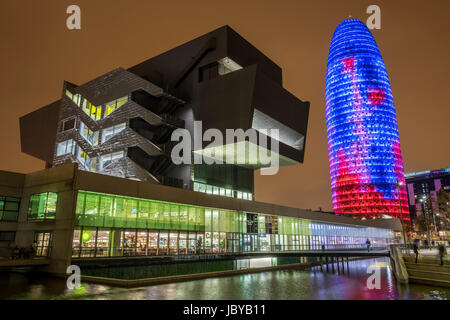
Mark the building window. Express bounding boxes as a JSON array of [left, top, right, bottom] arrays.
[[103, 96, 128, 118], [82, 99, 102, 121], [0, 196, 20, 221], [66, 90, 81, 106], [28, 192, 58, 220], [77, 146, 97, 172], [101, 123, 126, 143], [35, 232, 52, 257], [100, 151, 124, 170], [0, 231, 15, 242], [193, 181, 252, 200], [80, 122, 99, 146], [65, 90, 73, 100], [61, 118, 76, 132], [56, 139, 75, 156]]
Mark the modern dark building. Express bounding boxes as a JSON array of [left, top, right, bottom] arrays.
[[0, 26, 402, 275], [19, 25, 310, 200], [405, 166, 450, 223]]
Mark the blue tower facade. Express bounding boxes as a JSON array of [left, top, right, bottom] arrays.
[[325, 19, 409, 219]]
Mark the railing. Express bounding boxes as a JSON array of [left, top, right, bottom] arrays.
[[72, 243, 390, 259]]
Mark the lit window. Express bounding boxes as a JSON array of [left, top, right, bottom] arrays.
[[56, 139, 75, 156], [116, 96, 128, 109], [82, 99, 101, 121], [28, 192, 58, 220], [73, 94, 81, 106], [65, 90, 81, 106], [76, 146, 96, 172], [80, 122, 99, 146], [103, 96, 128, 118], [100, 151, 124, 170], [65, 90, 73, 100], [101, 123, 126, 143], [0, 196, 21, 221], [237, 191, 242, 199]]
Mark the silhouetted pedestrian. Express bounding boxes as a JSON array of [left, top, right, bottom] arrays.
[[413, 243, 419, 264], [366, 239, 371, 252], [438, 244, 446, 266]]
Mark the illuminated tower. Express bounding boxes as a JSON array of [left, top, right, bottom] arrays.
[[325, 19, 409, 220]]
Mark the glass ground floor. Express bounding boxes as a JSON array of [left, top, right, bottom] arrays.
[[71, 190, 396, 259], [71, 226, 394, 258]]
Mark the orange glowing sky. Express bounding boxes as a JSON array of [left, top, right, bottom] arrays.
[[1, 0, 449, 211]]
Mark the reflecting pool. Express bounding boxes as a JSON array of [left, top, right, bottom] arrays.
[[1, 258, 449, 300]]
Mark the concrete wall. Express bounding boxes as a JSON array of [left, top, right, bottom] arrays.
[[13, 164, 77, 274]]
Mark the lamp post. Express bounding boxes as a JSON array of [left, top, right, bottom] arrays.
[[396, 180, 407, 252]]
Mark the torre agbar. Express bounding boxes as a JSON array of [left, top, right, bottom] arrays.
[[325, 19, 409, 219]]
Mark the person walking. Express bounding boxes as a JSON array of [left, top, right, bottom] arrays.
[[31, 240, 37, 258], [366, 239, 371, 252], [413, 243, 420, 264], [438, 243, 446, 266]]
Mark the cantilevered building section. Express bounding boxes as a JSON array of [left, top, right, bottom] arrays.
[[325, 19, 409, 219], [20, 26, 310, 200]]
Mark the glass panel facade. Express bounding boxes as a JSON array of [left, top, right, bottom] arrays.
[[56, 139, 75, 156], [0, 196, 20, 221], [104, 96, 129, 118], [193, 181, 252, 201], [28, 192, 58, 220], [65, 90, 128, 120], [101, 123, 126, 143], [34, 232, 52, 257], [72, 190, 395, 258], [80, 122, 99, 146]]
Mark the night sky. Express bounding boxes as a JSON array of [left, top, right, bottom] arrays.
[[1, 0, 449, 211]]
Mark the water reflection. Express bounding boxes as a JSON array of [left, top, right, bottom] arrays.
[[1, 258, 449, 300]]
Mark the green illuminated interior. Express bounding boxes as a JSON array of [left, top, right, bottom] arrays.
[[72, 190, 395, 258], [0, 195, 20, 221], [28, 192, 58, 220]]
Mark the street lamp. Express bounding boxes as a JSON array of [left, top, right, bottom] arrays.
[[396, 180, 408, 252]]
